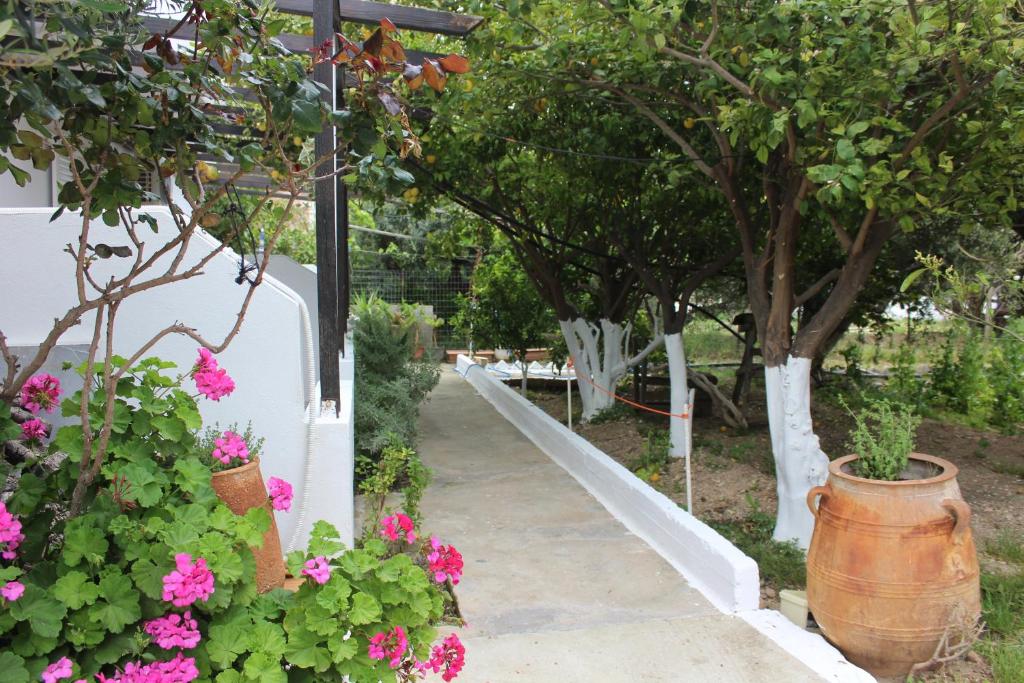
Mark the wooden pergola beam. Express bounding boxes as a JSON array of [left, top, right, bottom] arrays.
[[275, 0, 483, 36]]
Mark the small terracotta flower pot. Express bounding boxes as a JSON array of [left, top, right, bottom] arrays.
[[211, 457, 286, 593]]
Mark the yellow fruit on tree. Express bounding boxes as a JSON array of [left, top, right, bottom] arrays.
[[684, 117, 696, 129], [426, 154, 437, 165]]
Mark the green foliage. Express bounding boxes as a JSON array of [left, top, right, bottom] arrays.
[[587, 401, 632, 425], [983, 573, 1024, 639], [839, 345, 865, 387], [709, 497, 806, 591], [842, 397, 920, 481], [357, 440, 433, 538], [352, 294, 440, 458], [452, 245, 555, 363], [632, 430, 670, 483], [987, 531, 1024, 566], [885, 344, 924, 410], [0, 357, 456, 681]]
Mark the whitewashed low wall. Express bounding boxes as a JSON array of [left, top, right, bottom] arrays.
[[0, 208, 354, 550], [456, 356, 875, 683]]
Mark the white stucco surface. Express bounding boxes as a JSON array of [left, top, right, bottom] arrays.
[[0, 207, 354, 549]]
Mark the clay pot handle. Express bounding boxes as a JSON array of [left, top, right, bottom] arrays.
[[806, 484, 831, 519], [941, 499, 971, 545]]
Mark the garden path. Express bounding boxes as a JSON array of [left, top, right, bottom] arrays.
[[416, 370, 825, 682]]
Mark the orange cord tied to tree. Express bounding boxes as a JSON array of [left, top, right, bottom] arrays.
[[568, 358, 689, 420]]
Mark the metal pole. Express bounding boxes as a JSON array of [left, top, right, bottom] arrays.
[[685, 387, 695, 515], [567, 377, 573, 430]]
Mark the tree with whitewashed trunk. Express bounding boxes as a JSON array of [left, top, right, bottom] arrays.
[[576, 0, 1024, 546]]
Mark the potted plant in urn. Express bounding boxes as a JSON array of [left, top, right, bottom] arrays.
[[193, 349, 292, 593], [806, 398, 980, 677]]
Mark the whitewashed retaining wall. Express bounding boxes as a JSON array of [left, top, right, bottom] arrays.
[[0, 207, 354, 549]]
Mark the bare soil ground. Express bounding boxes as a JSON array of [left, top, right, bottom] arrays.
[[526, 378, 1024, 683]]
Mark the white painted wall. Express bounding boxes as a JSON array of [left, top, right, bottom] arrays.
[[0, 207, 354, 550]]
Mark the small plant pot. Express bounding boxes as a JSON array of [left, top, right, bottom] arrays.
[[211, 457, 286, 593], [779, 589, 809, 628]]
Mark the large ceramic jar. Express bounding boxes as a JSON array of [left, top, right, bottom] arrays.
[[806, 453, 980, 677], [211, 457, 286, 593]]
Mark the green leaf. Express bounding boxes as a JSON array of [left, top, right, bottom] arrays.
[[0, 652, 29, 683], [328, 636, 358, 664], [284, 627, 333, 672], [847, 121, 870, 136], [90, 572, 141, 632], [93, 633, 135, 665], [53, 571, 101, 609], [62, 517, 108, 567], [290, 100, 323, 135], [207, 623, 249, 668], [348, 592, 382, 625], [247, 621, 287, 658], [9, 585, 67, 638], [242, 652, 286, 683], [836, 138, 856, 161], [900, 268, 928, 293], [314, 575, 351, 611], [151, 415, 185, 442]]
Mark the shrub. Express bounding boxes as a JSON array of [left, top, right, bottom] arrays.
[[842, 397, 921, 481], [353, 294, 441, 459]]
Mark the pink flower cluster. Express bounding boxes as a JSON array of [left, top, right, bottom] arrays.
[[96, 652, 199, 683], [368, 625, 408, 669], [161, 554, 214, 607], [41, 657, 73, 683], [211, 431, 249, 467], [1, 580, 24, 602], [427, 536, 463, 586], [301, 556, 331, 585], [425, 633, 466, 682], [267, 477, 292, 512], [20, 418, 47, 442], [192, 348, 235, 401], [144, 611, 201, 650], [0, 501, 24, 560], [380, 513, 416, 543], [20, 373, 61, 413]]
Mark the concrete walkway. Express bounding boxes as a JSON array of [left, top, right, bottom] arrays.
[[418, 371, 825, 682]]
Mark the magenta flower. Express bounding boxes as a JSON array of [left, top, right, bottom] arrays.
[[427, 536, 464, 586], [161, 553, 215, 607], [380, 513, 416, 543], [20, 374, 61, 414], [1, 580, 24, 602], [211, 431, 249, 467], [0, 502, 24, 560], [427, 633, 466, 682], [192, 348, 235, 401], [144, 610, 201, 649], [267, 477, 293, 512], [20, 418, 47, 442], [368, 625, 409, 669], [301, 556, 331, 585], [41, 657, 73, 683], [96, 652, 199, 683]]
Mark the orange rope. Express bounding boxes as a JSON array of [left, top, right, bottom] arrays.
[[574, 372, 689, 420]]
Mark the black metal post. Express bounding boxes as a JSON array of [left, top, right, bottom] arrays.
[[335, 59, 349, 353], [314, 0, 340, 411]]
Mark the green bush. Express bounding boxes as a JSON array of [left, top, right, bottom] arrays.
[[353, 294, 441, 459], [842, 397, 920, 481]]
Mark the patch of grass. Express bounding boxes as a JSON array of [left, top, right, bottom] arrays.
[[709, 497, 806, 590], [977, 636, 1024, 683], [588, 401, 632, 424], [986, 530, 1024, 565], [982, 573, 1024, 638], [631, 430, 671, 482]]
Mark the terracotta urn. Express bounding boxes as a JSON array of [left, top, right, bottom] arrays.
[[806, 453, 980, 677], [210, 457, 286, 593]]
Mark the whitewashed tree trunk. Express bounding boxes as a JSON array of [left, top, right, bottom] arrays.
[[558, 316, 663, 421], [665, 332, 689, 458], [764, 356, 830, 549]]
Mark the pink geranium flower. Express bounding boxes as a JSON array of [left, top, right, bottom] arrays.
[[301, 556, 330, 585], [1, 580, 24, 602], [96, 652, 199, 683], [427, 536, 464, 586], [267, 477, 293, 512], [380, 513, 416, 543], [41, 657, 73, 683], [427, 633, 466, 682], [192, 348, 235, 401], [20, 373, 61, 414], [144, 610, 201, 649], [0, 501, 24, 560], [211, 431, 249, 466], [20, 418, 47, 442], [161, 553, 215, 607], [368, 625, 408, 669]]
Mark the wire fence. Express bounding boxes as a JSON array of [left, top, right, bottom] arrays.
[[351, 268, 471, 346]]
